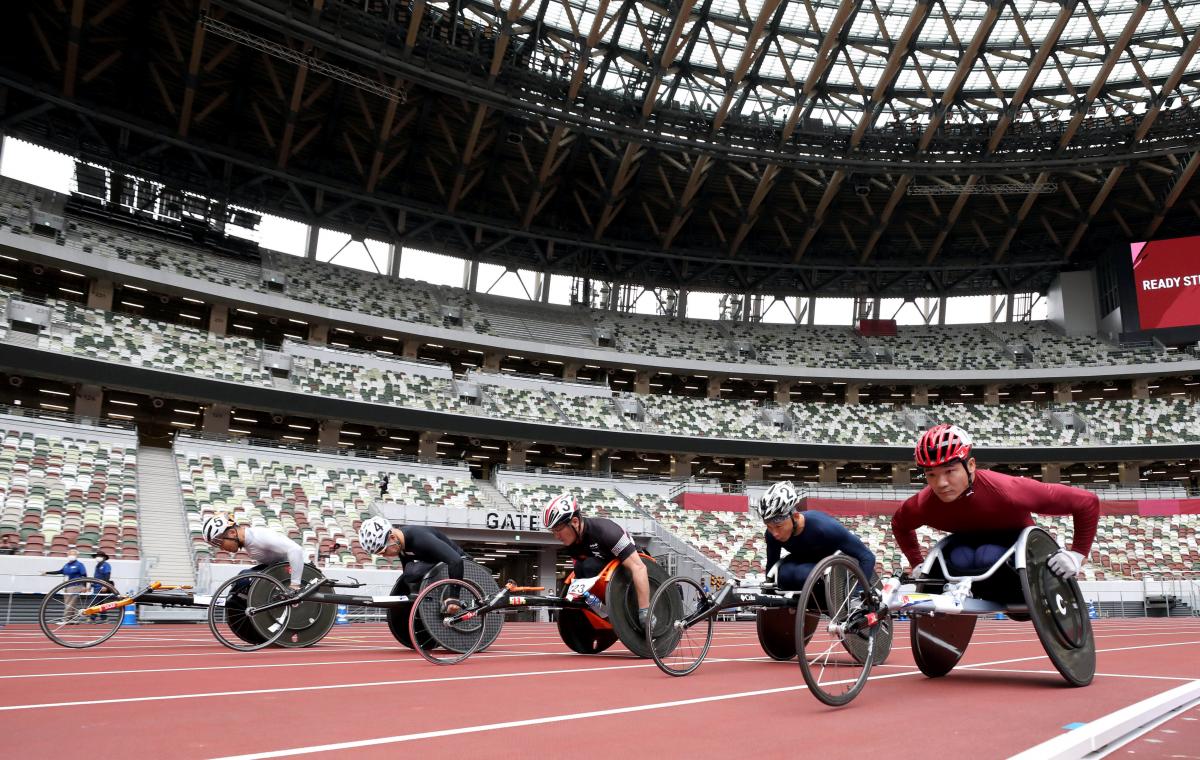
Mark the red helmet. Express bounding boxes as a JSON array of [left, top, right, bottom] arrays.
[[914, 424, 973, 467]]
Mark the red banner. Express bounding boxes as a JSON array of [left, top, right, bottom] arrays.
[[673, 493, 749, 512], [855, 318, 898, 336]]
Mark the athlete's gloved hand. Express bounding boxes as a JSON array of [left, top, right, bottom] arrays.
[[906, 563, 924, 582], [1047, 549, 1086, 579], [637, 607, 650, 630]]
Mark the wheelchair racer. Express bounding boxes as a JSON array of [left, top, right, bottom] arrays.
[[759, 481, 878, 590], [891, 423, 1099, 582], [544, 493, 652, 629], [202, 513, 307, 592], [357, 516, 470, 612]]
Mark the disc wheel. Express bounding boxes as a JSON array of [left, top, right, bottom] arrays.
[[385, 576, 416, 649], [557, 609, 618, 654], [647, 576, 712, 676], [797, 555, 878, 707], [39, 578, 124, 649], [259, 563, 335, 648], [409, 578, 488, 665], [421, 561, 504, 654], [1020, 528, 1095, 687], [209, 572, 293, 652], [606, 557, 671, 659], [757, 607, 801, 660]]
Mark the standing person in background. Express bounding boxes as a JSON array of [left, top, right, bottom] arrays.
[[44, 550, 88, 623], [92, 552, 113, 622]]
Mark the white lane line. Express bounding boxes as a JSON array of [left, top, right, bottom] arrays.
[[0, 659, 682, 712], [0, 647, 626, 680], [208, 644, 1200, 759], [208, 669, 924, 760], [1010, 679, 1200, 759], [963, 668, 1198, 682], [0, 644, 396, 663], [6, 637, 1194, 714], [0, 626, 1194, 676]]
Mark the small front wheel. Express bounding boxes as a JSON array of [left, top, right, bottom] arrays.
[[797, 555, 879, 706], [208, 572, 292, 652], [410, 578, 488, 665], [647, 576, 712, 677], [39, 578, 125, 648]]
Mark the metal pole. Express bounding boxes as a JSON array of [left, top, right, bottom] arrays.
[[3, 575, 12, 627]]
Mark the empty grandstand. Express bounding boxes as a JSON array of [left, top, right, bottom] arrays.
[[0, 0, 1199, 753]]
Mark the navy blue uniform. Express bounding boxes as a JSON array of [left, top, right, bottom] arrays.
[[764, 511, 876, 590], [93, 559, 112, 583], [45, 558, 87, 581]]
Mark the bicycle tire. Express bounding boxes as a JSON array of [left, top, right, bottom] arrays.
[[39, 578, 124, 649], [797, 555, 877, 707], [647, 576, 712, 677], [409, 578, 488, 665], [209, 572, 293, 652]]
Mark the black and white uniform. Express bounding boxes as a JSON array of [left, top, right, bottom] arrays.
[[398, 525, 467, 588], [242, 527, 306, 586], [565, 517, 637, 578]]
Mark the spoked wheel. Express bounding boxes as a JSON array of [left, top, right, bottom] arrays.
[[647, 576, 712, 676], [797, 555, 880, 707], [409, 578, 488, 665], [827, 569, 893, 666], [209, 572, 293, 652], [39, 578, 125, 648]]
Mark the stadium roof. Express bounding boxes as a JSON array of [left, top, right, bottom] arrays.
[[0, 0, 1198, 297]]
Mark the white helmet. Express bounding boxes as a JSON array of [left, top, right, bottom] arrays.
[[758, 481, 800, 523], [358, 516, 393, 555], [201, 513, 235, 547], [543, 492, 579, 530]]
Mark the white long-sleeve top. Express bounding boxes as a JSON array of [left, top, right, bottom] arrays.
[[243, 527, 305, 586]]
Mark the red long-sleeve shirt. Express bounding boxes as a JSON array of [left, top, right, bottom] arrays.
[[891, 468, 1100, 567]]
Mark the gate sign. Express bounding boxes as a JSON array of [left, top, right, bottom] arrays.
[[485, 511, 542, 531]]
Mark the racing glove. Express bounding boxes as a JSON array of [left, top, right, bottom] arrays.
[[1047, 549, 1085, 579], [637, 607, 650, 630]]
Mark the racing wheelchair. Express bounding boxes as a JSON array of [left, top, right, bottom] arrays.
[[797, 526, 1095, 705], [405, 552, 678, 664], [39, 577, 197, 648], [647, 527, 1093, 706], [206, 559, 502, 653], [893, 526, 1094, 687], [646, 556, 894, 677]]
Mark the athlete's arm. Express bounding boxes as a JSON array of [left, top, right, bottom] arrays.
[[620, 551, 650, 609], [408, 527, 465, 581], [600, 521, 648, 609], [890, 497, 925, 569], [810, 512, 877, 580], [1008, 477, 1101, 557], [764, 533, 780, 575]]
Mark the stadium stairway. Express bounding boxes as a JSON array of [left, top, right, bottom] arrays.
[[475, 478, 521, 514], [614, 488, 726, 582], [135, 446, 199, 619]]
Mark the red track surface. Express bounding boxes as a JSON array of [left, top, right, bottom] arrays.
[[1, 618, 1198, 759]]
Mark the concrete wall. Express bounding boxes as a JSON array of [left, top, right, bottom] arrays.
[[1048, 269, 1101, 337]]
